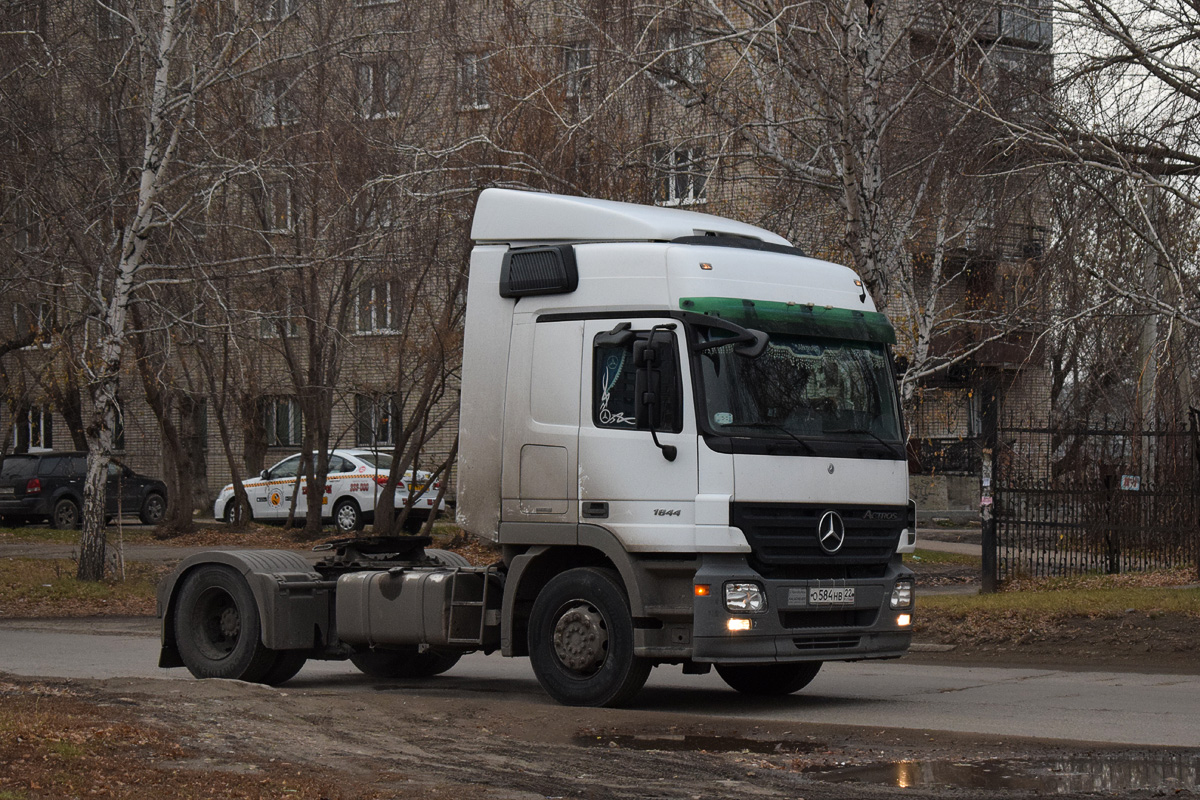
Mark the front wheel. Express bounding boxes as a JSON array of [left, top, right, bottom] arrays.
[[333, 498, 363, 533], [139, 492, 166, 525], [715, 661, 823, 696], [528, 567, 650, 708], [173, 564, 276, 682]]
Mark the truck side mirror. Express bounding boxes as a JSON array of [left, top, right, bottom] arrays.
[[633, 330, 679, 461]]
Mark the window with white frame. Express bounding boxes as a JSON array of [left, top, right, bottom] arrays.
[[255, 77, 300, 127], [255, 0, 297, 21], [356, 279, 401, 333], [563, 42, 591, 99], [356, 60, 404, 118], [12, 300, 51, 347], [999, 0, 1051, 48], [12, 405, 52, 451], [96, 0, 123, 40], [260, 179, 294, 233], [355, 393, 397, 447], [458, 52, 490, 110], [655, 27, 705, 86], [263, 396, 302, 446], [11, 198, 40, 253], [655, 146, 708, 206]]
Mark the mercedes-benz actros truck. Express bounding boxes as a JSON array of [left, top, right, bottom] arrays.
[[158, 188, 916, 707]]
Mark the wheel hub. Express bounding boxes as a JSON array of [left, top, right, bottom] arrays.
[[552, 604, 608, 673], [218, 606, 240, 639]]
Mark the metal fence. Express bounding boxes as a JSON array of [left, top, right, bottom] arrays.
[[992, 416, 1200, 581]]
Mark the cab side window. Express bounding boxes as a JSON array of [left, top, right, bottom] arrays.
[[592, 330, 682, 432]]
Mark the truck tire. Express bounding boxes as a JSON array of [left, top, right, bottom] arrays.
[[528, 567, 650, 708], [139, 492, 166, 525], [333, 498, 363, 533], [350, 647, 462, 678], [260, 650, 308, 685], [715, 661, 823, 696], [424, 548, 470, 568], [51, 497, 80, 529], [173, 564, 276, 682]]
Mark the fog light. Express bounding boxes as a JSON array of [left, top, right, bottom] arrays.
[[727, 618, 752, 632], [897, 613, 912, 627], [890, 579, 913, 609], [725, 582, 766, 613]]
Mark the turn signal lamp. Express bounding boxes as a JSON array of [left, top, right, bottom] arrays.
[[694, 584, 711, 597]]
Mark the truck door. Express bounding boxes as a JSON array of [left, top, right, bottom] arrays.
[[578, 318, 699, 551]]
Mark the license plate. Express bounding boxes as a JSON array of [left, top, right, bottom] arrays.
[[0, 487, 13, 495], [809, 587, 855, 605]]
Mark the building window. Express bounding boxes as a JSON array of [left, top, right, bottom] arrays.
[[260, 179, 293, 233], [12, 405, 52, 452], [656, 27, 705, 86], [356, 279, 400, 333], [256, 0, 297, 21], [263, 396, 302, 446], [458, 52, 490, 110], [255, 77, 300, 127], [96, 0, 123, 40], [655, 146, 708, 207], [11, 199, 40, 253], [355, 393, 396, 447], [13, 301, 52, 347], [356, 60, 403, 118], [563, 43, 591, 99], [999, 0, 1052, 48]]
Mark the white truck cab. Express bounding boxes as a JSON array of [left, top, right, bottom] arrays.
[[158, 190, 914, 708]]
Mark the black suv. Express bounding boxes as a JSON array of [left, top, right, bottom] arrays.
[[0, 452, 168, 528]]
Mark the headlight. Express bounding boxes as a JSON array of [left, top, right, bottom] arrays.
[[724, 582, 766, 613], [890, 579, 913, 609]]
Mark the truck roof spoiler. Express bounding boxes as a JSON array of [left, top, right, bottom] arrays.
[[471, 188, 793, 247]]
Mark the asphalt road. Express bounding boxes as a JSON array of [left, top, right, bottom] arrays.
[[2, 617, 1196, 748]]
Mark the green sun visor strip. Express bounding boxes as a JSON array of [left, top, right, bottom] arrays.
[[679, 297, 896, 345]]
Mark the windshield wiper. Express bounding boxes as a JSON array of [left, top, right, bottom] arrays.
[[726, 422, 816, 454], [825, 427, 905, 459]]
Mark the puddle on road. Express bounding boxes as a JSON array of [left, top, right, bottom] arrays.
[[805, 753, 1200, 794], [575, 734, 817, 755]]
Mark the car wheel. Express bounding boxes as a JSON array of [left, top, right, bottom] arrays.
[[715, 662, 823, 696], [223, 499, 251, 525], [333, 498, 363, 532], [173, 564, 276, 682], [139, 492, 166, 525], [528, 567, 650, 707], [51, 497, 80, 529]]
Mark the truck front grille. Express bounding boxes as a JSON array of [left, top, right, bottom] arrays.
[[731, 502, 904, 570], [779, 608, 879, 629], [792, 635, 861, 651]]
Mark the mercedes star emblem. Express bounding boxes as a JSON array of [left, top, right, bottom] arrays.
[[818, 510, 846, 554]]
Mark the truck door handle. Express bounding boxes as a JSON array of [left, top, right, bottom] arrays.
[[582, 501, 608, 519]]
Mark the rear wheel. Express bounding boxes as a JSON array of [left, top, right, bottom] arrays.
[[333, 498, 363, 533], [223, 499, 251, 525], [261, 650, 308, 685], [528, 567, 650, 707], [173, 565, 276, 682], [51, 497, 80, 529], [715, 661, 823, 696], [424, 548, 470, 568], [350, 647, 461, 679]]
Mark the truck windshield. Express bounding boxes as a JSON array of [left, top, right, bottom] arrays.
[[684, 299, 903, 449]]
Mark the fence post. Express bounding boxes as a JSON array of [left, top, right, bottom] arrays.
[[980, 375, 1001, 593]]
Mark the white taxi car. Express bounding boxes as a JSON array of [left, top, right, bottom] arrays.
[[212, 449, 447, 532]]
